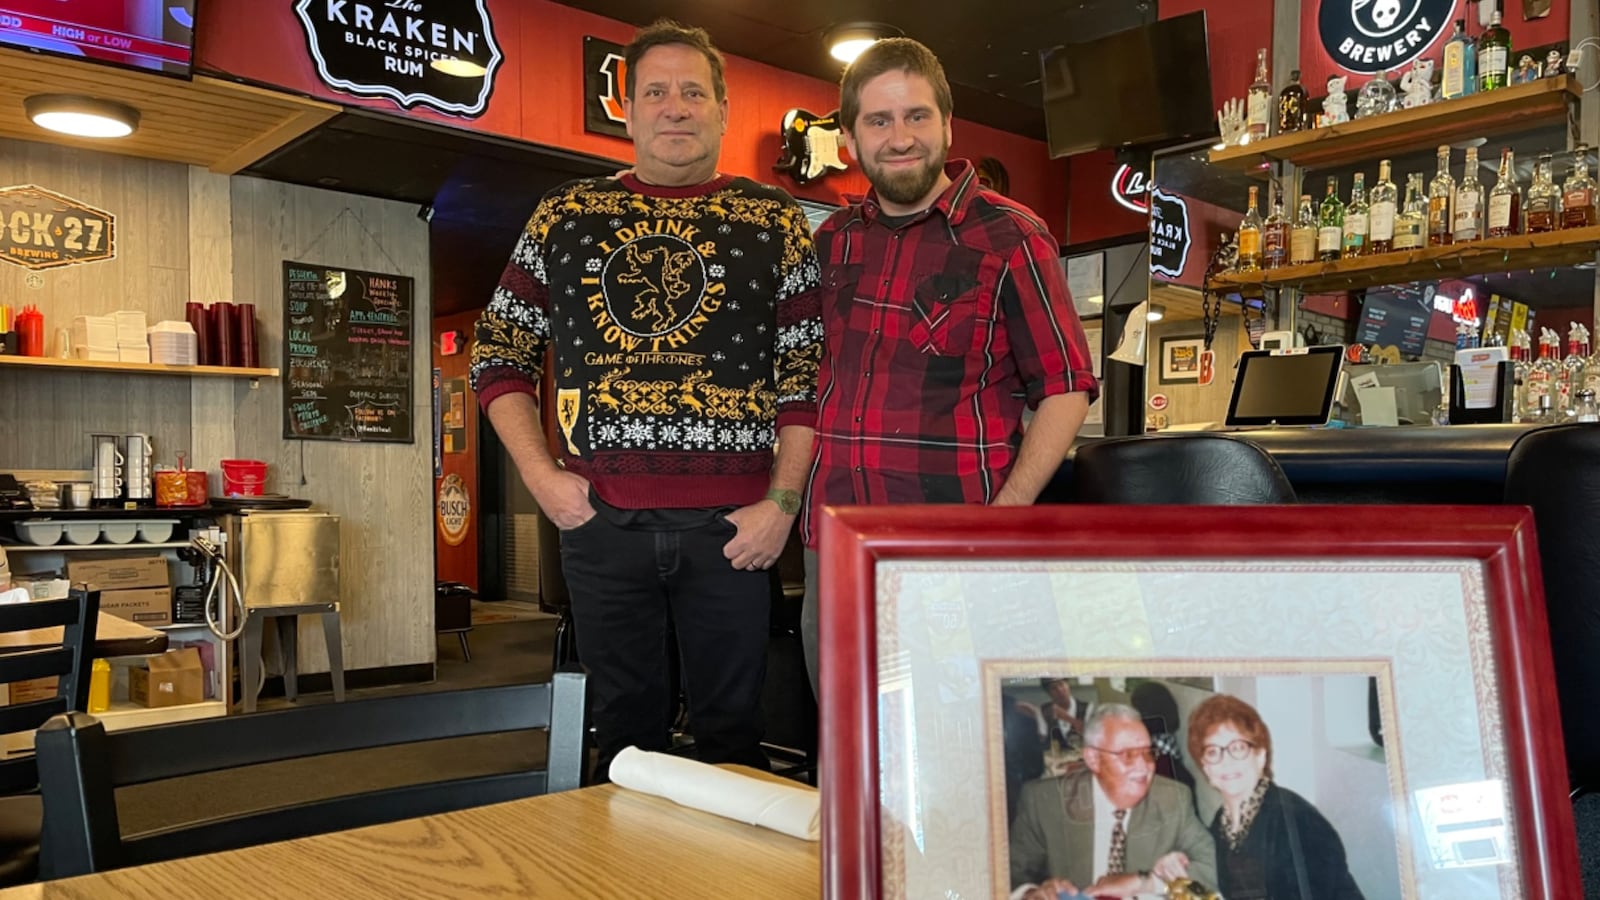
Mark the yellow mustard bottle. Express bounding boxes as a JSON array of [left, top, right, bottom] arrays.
[[88, 659, 111, 714]]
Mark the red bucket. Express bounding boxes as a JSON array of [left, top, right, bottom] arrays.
[[220, 459, 267, 496]]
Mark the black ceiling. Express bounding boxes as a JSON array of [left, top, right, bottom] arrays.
[[553, 0, 1155, 139]]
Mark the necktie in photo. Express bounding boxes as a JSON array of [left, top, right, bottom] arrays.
[[1107, 808, 1128, 875]]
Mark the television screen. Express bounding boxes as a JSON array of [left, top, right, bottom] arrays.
[[0, 1, 197, 77], [1040, 11, 1215, 158]]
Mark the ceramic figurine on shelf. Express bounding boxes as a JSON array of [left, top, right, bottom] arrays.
[[1216, 97, 1248, 147], [1356, 72, 1397, 118], [1322, 75, 1350, 125], [1401, 58, 1435, 108], [1545, 49, 1565, 77], [1400, 58, 1435, 108], [1512, 55, 1542, 84]]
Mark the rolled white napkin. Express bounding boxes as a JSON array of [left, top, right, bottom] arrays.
[[608, 746, 820, 841]]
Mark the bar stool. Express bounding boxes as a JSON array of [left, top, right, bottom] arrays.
[[239, 602, 346, 713]]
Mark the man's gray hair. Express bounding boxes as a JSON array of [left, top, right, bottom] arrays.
[[1084, 702, 1144, 747]]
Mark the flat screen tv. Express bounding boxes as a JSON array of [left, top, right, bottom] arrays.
[[0, 1, 197, 78], [1040, 11, 1216, 158]]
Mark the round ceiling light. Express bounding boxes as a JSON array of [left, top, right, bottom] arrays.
[[827, 23, 902, 64], [430, 57, 487, 77], [25, 95, 140, 138], [1147, 303, 1167, 322]]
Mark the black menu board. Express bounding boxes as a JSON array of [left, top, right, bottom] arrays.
[[1354, 293, 1430, 359], [282, 261, 414, 443]]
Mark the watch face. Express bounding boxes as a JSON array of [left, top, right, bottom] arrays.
[[768, 489, 801, 514]]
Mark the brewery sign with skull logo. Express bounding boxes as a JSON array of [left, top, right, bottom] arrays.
[[1319, 0, 1456, 73]]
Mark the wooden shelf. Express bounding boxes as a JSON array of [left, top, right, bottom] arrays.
[[1211, 226, 1600, 294], [1210, 76, 1579, 173], [0, 356, 276, 379]]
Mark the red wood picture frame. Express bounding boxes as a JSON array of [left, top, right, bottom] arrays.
[[817, 504, 1578, 899]]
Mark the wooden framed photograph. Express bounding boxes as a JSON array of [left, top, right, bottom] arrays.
[[818, 505, 1577, 899], [1158, 335, 1205, 384]]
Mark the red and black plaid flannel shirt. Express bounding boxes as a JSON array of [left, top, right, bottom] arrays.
[[801, 160, 1099, 546]]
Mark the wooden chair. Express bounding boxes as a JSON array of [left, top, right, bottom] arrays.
[[35, 670, 586, 878], [0, 588, 99, 886]]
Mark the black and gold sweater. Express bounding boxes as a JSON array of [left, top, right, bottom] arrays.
[[471, 173, 823, 510]]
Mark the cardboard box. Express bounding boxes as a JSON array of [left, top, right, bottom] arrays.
[[67, 556, 169, 592], [99, 586, 172, 626], [130, 648, 203, 708]]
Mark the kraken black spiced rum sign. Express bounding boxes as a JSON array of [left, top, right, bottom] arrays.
[[294, 0, 503, 117]]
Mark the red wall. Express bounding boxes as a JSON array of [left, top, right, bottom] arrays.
[[1066, 150, 1147, 246], [432, 311, 481, 590], [194, 0, 1068, 238], [1298, 1, 1569, 93]]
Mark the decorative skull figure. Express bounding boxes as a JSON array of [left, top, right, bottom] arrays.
[[1369, 0, 1402, 30]]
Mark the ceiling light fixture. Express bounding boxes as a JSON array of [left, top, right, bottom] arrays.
[[1147, 303, 1166, 322], [25, 94, 140, 138], [827, 22, 902, 64], [430, 57, 487, 77]]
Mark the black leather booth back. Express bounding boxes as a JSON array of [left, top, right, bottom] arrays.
[[1504, 424, 1600, 785], [1071, 434, 1297, 504]]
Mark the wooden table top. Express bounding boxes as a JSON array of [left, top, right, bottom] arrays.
[[0, 612, 167, 658], [0, 768, 820, 898]]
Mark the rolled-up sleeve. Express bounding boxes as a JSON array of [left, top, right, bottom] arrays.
[[1001, 227, 1099, 408]]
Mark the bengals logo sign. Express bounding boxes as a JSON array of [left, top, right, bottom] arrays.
[[583, 36, 630, 139]]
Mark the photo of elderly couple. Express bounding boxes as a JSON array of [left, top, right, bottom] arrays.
[[1001, 673, 1404, 900]]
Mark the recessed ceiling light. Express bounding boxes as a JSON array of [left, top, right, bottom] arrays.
[[1147, 303, 1166, 322], [25, 94, 139, 138], [431, 57, 487, 77], [827, 22, 902, 64]]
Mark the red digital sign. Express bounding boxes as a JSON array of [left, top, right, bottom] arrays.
[[0, 1, 195, 76]]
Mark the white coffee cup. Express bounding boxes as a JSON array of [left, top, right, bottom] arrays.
[[68, 484, 92, 508]]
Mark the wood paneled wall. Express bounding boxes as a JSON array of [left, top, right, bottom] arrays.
[[228, 177, 433, 674], [0, 136, 435, 676], [1145, 316, 1248, 429], [0, 140, 193, 468]]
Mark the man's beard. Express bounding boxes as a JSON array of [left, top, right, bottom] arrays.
[[864, 145, 948, 206]]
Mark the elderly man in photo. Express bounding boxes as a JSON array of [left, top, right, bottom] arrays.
[[1010, 704, 1218, 899]]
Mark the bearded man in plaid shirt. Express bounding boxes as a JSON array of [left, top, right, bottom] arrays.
[[799, 38, 1100, 693]]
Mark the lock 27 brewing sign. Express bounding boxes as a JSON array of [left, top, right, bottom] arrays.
[[1319, 0, 1454, 74], [294, 0, 503, 117], [0, 185, 114, 271]]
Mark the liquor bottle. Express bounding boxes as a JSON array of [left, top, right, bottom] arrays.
[[1442, 20, 1474, 100], [1318, 177, 1345, 262], [1278, 70, 1308, 134], [1368, 160, 1398, 253], [1263, 193, 1288, 269], [1453, 146, 1484, 243], [1428, 146, 1457, 246], [1290, 194, 1317, 265], [1247, 49, 1271, 142], [1512, 330, 1531, 422], [1585, 331, 1600, 394], [1574, 389, 1600, 424], [1394, 174, 1427, 250], [1526, 152, 1562, 233], [1524, 328, 1559, 420], [1487, 148, 1522, 238], [1560, 323, 1590, 413], [1343, 173, 1370, 258], [1561, 145, 1597, 229], [1238, 186, 1263, 271], [1477, 10, 1511, 92]]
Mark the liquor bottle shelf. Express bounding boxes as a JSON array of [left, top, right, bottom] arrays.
[[0, 356, 277, 379], [1210, 225, 1600, 294], [1210, 76, 1579, 174]]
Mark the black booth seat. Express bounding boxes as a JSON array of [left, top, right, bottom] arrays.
[[1046, 424, 1539, 505], [1070, 433, 1296, 504]]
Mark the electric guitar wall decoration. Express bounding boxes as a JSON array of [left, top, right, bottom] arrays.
[[773, 108, 848, 185]]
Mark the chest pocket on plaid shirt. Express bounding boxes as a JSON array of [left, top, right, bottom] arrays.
[[907, 250, 994, 356], [821, 263, 863, 341]]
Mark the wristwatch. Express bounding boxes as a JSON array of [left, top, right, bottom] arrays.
[[764, 488, 801, 515]]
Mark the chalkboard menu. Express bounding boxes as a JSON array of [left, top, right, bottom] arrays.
[[1354, 293, 1430, 359], [282, 261, 414, 443]]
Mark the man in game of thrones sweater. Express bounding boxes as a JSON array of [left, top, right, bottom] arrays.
[[470, 22, 821, 778]]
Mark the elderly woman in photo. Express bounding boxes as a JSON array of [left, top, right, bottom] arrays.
[[1187, 694, 1365, 900]]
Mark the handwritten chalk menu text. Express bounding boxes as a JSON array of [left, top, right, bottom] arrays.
[[283, 261, 415, 443]]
